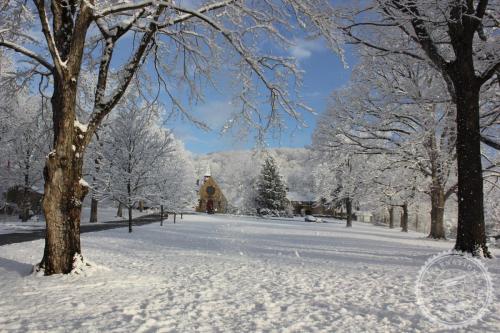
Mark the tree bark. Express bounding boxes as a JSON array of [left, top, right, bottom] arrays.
[[401, 203, 408, 232], [90, 145, 101, 223], [453, 84, 489, 256], [346, 197, 352, 227], [20, 150, 31, 222], [415, 208, 419, 232], [160, 204, 164, 226], [32, 0, 96, 274], [429, 184, 446, 239], [89, 196, 98, 223], [174, 213, 176, 224], [389, 206, 394, 229], [38, 78, 88, 274], [117, 202, 123, 218], [20, 189, 30, 222], [138, 200, 144, 212], [128, 206, 133, 233]]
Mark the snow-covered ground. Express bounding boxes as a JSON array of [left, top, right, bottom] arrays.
[[0, 207, 152, 234], [0, 214, 499, 332]]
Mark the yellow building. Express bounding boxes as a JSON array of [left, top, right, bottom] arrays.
[[196, 166, 228, 214]]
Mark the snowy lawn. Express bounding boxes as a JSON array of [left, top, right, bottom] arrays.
[[0, 214, 499, 332], [0, 207, 152, 234]]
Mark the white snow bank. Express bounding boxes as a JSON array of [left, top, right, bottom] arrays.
[[0, 215, 498, 332]]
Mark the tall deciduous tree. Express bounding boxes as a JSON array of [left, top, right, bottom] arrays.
[[100, 98, 174, 233], [311, 154, 371, 228], [315, 55, 457, 238], [341, 0, 499, 256], [0, 0, 340, 274]]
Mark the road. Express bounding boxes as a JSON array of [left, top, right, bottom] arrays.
[[0, 214, 160, 246]]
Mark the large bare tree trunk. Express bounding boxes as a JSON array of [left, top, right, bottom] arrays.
[[30, 0, 94, 275], [38, 79, 88, 274], [453, 85, 489, 256], [345, 197, 352, 227]]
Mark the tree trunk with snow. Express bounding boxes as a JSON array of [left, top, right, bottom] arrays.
[[30, 0, 94, 275], [38, 80, 89, 274]]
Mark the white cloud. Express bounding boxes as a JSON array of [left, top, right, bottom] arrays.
[[194, 100, 236, 130], [289, 38, 325, 61]]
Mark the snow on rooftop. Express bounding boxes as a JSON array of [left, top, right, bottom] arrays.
[[287, 191, 316, 202]]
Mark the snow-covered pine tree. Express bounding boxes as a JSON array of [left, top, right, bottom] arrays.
[[255, 156, 287, 216]]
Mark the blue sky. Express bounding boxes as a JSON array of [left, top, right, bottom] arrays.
[[16, 2, 357, 156], [168, 40, 356, 155]]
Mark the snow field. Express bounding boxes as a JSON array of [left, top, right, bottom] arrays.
[[0, 214, 499, 332]]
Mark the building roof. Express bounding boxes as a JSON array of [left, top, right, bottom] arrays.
[[287, 191, 316, 203]]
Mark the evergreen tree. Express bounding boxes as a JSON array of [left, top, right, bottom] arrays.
[[256, 156, 287, 215]]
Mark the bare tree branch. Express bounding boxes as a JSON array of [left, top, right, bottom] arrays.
[[0, 40, 54, 71]]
